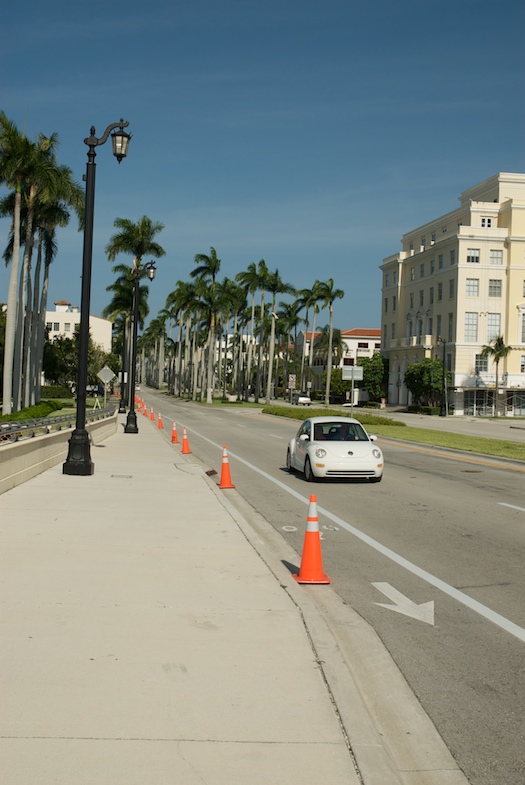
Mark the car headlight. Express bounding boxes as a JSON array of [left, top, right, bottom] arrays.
[[372, 448, 382, 459], [315, 448, 327, 458]]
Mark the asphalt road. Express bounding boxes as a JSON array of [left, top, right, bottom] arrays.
[[141, 392, 525, 785]]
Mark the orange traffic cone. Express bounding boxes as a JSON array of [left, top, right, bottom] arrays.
[[171, 421, 179, 444], [158, 412, 164, 429], [181, 426, 191, 454], [150, 408, 155, 422], [143, 400, 148, 416], [218, 445, 235, 489], [293, 495, 331, 584]]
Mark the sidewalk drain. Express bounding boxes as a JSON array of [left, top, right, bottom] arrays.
[[111, 474, 133, 479], [206, 469, 217, 476]]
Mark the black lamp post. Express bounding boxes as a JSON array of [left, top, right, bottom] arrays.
[[437, 336, 447, 417], [63, 120, 131, 476], [124, 260, 156, 434]]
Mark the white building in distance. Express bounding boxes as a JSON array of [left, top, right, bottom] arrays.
[[46, 300, 112, 353]]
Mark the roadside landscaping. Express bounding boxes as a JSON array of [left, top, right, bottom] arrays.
[[262, 404, 525, 463]]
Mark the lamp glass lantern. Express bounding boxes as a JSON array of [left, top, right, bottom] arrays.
[[111, 127, 132, 163]]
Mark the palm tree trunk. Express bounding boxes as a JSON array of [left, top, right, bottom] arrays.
[[325, 304, 334, 406], [2, 188, 22, 416]]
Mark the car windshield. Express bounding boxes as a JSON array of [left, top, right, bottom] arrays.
[[313, 421, 369, 442]]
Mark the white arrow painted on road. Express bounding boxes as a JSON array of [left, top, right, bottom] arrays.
[[372, 582, 435, 626]]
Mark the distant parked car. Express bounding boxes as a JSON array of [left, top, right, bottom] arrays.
[[293, 393, 311, 406], [286, 416, 384, 482]]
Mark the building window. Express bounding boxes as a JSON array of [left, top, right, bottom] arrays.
[[420, 263, 425, 278], [419, 290, 424, 307], [64, 323, 71, 332], [449, 279, 455, 298], [437, 282, 443, 301], [438, 254, 444, 269], [475, 354, 488, 372], [427, 317, 433, 335], [393, 271, 398, 285], [521, 313, 525, 343], [489, 249, 503, 265], [521, 355, 525, 373], [392, 295, 397, 311], [421, 238, 426, 250], [481, 217, 492, 228], [431, 233, 436, 244], [375, 343, 381, 349], [465, 312, 478, 342], [46, 322, 52, 331], [411, 267, 415, 280], [384, 298, 388, 313], [487, 313, 501, 341], [436, 314, 442, 336], [466, 278, 479, 296], [53, 322, 60, 331], [450, 249, 456, 265], [408, 321, 413, 338], [391, 323, 396, 339], [385, 273, 389, 287], [488, 279, 502, 297], [467, 248, 480, 263], [448, 313, 453, 342], [410, 292, 414, 308], [417, 320, 423, 340], [343, 358, 354, 366], [357, 342, 369, 348], [429, 287, 434, 304], [430, 259, 435, 274]]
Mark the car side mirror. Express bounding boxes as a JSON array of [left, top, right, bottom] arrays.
[[369, 434, 377, 441], [299, 433, 309, 441]]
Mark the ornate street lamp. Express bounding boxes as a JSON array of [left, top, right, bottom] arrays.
[[124, 260, 156, 434], [63, 120, 131, 476]]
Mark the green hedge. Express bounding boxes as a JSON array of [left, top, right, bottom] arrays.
[[0, 400, 64, 423], [407, 405, 441, 416], [41, 385, 73, 399], [261, 405, 406, 427]]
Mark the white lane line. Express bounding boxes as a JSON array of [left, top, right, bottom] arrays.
[[186, 426, 525, 644], [499, 503, 525, 513], [269, 434, 284, 439]]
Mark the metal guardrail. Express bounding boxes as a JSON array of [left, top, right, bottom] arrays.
[[0, 405, 117, 444]]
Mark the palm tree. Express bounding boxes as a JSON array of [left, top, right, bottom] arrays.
[[316, 278, 344, 405], [265, 268, 295, 402], [190, 247, 221, 404], [105, 215, 166, 398], [254, 260, 270, 402], [0, 115, 74, 413], [480, 335, 512, 416], [235, 261, 261, 400]]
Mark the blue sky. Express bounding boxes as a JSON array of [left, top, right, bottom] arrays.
[[1, 0, 524, 331]]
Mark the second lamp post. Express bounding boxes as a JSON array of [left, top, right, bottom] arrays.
[[124, 260, 156, 433]]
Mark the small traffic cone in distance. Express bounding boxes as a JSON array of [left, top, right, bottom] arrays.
[[171, 421, 179, 444], [150, 408, 155, 422], [143, 400, 148, 416], [158, 412, 164, 429], [181, 426, 191, 454], [218, 445, 235, 489], [293, 495, 331, 584]]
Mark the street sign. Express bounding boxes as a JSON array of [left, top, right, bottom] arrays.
[[289, 374, 296, 390], [342, 366, 363, 381], [97, 365, 116, 384]]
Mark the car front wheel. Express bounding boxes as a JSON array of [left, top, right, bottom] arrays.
[[304, 457, 316, 482]]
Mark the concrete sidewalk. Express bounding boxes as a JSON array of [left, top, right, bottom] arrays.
[[0, 413, 468, 785]]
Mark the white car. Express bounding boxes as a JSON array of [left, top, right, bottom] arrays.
[[293, 393, 311, 406], [286, 416, 383, 482]]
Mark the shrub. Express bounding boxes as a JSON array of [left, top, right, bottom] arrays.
[[0, 400, 64, 423], [41, 385, 73, 399]]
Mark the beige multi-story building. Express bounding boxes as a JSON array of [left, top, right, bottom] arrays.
[[380, 173, 525, 416], [46, 300, 113, 353]]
